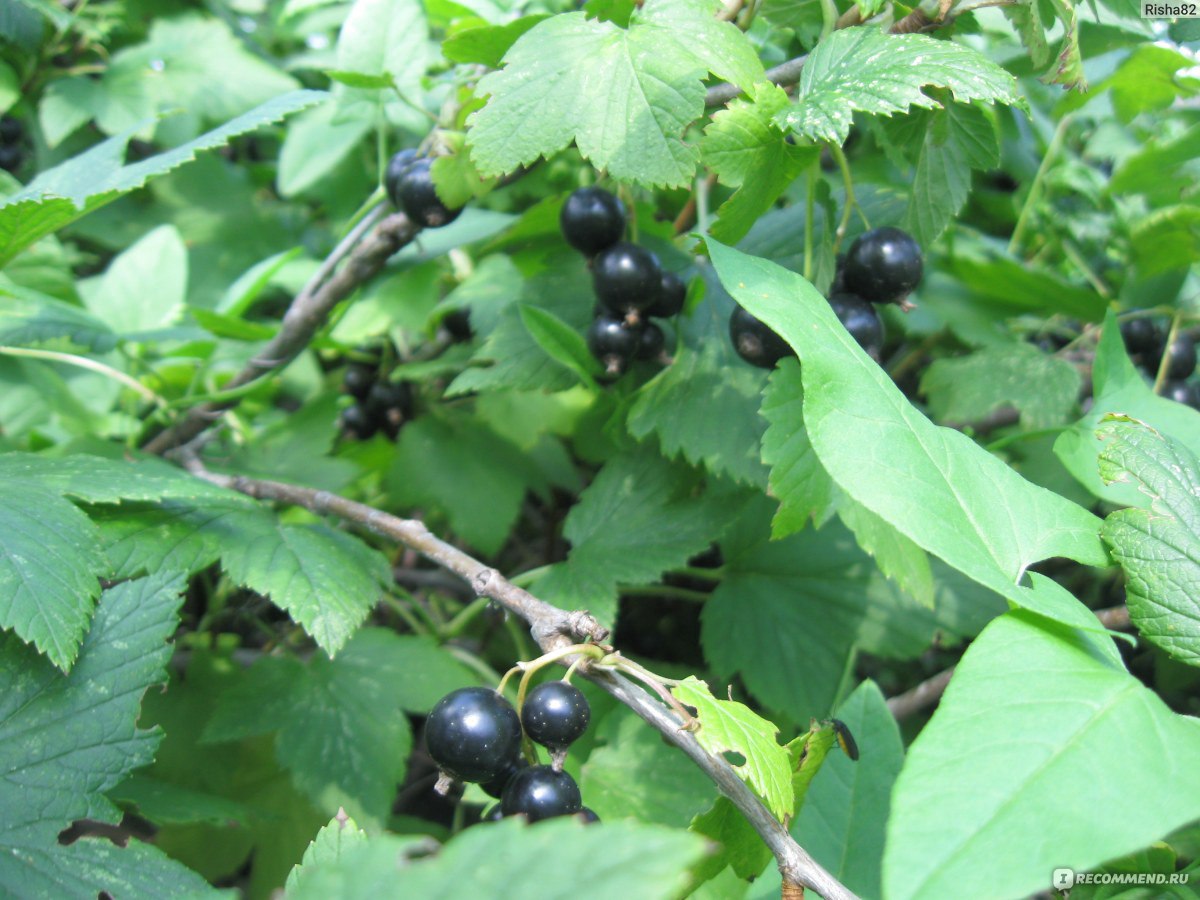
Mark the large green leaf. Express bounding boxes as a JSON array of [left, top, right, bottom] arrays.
[[534, 447, 733, 625], [467, 0, 762, 187], [920, 342, 1082, 429], [0, 574, 215, 898], [0, 285, 116, 351], [1098, 417, 1200, 667], [203, 629, 416, 824], [776, 28, 1021, 144], [0, 480, 108, 670], [1056, 312, 1200, 507], [335, 0, 430, 96], [707, 239, 1109, 619], [0, 89, 326, 268], [884, 611, 1200, 900], [80, 225, 187, 335], [286, 817, 707, 899]]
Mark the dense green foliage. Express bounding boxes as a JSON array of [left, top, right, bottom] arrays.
[[1, 0, 1199, 897]]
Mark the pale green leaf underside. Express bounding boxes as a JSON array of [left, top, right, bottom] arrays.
[[884, 611, 1200, 900], [777, 28, 1021, 144], [672, 676, 793, 821], [1098, 418, 1200, 666], [468, 0, 763, 188], [0, 574, 214, 898], [707, 239, 1108, 618], [0, 89, 326, 267]]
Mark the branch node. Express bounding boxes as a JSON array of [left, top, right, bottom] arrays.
[[471, 567, 499, 596], [564, 610, 609, 642]]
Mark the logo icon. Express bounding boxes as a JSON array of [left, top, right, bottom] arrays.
[[1053, 868, 1076, 890]]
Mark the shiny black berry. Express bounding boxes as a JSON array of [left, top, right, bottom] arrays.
[[561, 187, 626, 255], [587, 314, 641, 376], [730, 306, 791, 369], [339, 404, 378, 440], [647, 271, 687, 318], [365, 380, 413, 419], [1164, 333, 1197, 380], [395, 157, 462, 228], [1162, 380, 1199, 409], [593, 242, 662, 316], [636, 321, 666, 361], [828, 292, 885, 359], [384, 148, 419, 207], [425, 687, 523, 783], [442, 308, 473, 342], [481, 755, 528, 800], [843, 227, 923, 305], [521, 681, 590, 751], [500, 765, 583, 821], [1119, 316, 1163, 357], [343, 363, 375, 400]]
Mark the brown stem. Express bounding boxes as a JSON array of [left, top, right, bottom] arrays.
[[179, 456, 858, 900], [144, 207, 414, 455], [887, 667, 956, 720]]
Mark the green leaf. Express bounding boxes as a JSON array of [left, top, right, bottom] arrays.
[[707, 239, 1109, 618], [703, 515, 938, 721], [335, 0, 430, 96], [0, 480, 108, 670], [580, 711, 717, 826], [286, 812, 369, 894], [0, 573, 216, 898], [1130, 205, 1200, 277], [534, 447, 731, 625], [467, 0, 763, 188], [943, 251, 1107, 322], [0, 285, 116, 351], [905, 103, 998, 246], [518, 304, 602, 388], [702, 83, 820, 244], [671, 676, 793, 821], [220, 523, 390, 658], [628, 342, 770, 488], [442, 14, 550, 67], [286, 817, 707, 899], [431, 143, 500, 208], [792, 682, 902, 899], [80, 225, 188, 335], [1056, 312, 1200, 507], [837, 498, 934, 608], [0, 89, 326, 268], [690, 797, 773, 881], [1042, 0, 1084, 88], [777, 28, 1022, 145], [1107, 45, 1200, 122], [1098, 417, 1200, 667], [278, 100, 373, 197], [920, 342, 1082, 429], [884, 611, 1200, 900], [204, 629, 415, 824], [759, 360, 836, 535], [107, 773, 252, 826], [1110, 124, 1200, 196]]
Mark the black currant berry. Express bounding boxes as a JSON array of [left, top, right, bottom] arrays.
[[481, 754, 528, 800], [384, 148, 419, 208], [1119, 316, 1163, 358], [0, 116, 22, 144], [647, 271, 687, 318], [442, 308, 473, 342], [592, 242, 662, 316], [0, 145, 21, 173], [560, 187, 626, 256], [500, 765, 583, 822], [395, 157, 462, 229], [366, 380, 414, 420], [843, 227, 923, 306], [521, 681, 590, 751], [343, 363, 375, 400], [636, 321, 666, 361], [1164, 333, 1197, 380], [828, 292, 885, 359], [587, 314, 642, 376], [729, 306, 791, 369], [340, 404, 377, 439], [1162, 380, 1199, 409], [425, 687, 523, 783]]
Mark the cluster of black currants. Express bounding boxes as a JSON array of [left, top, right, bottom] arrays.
[[339, 354, 414, 441], [560, 187, 687, 377], [0, 116, 25, 174], [425, 682, 598, 824], [730, 226, 923, 369], [1119, 316, 1199, 408], [384, 148, 462, 229]]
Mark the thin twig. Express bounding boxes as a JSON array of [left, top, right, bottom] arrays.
[[144, 204, 407, 454], [178, 456, 858, 900], [887, 667, 956, 720], [705, 55, 809, 108]]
